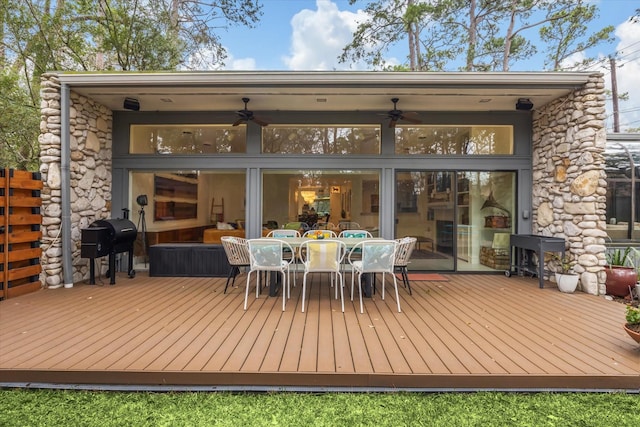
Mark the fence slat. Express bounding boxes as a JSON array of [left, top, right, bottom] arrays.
[[8, 248, 41, 263]]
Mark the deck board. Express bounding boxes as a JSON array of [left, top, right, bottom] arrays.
[[0, 271, 638, 391]]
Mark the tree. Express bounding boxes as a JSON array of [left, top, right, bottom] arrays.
[[0, 0, 263, 169], [342, 0, 613, 72], [539, 4, 614, 70], [339, 0, 459, 71], [0, 70, 40, 170]]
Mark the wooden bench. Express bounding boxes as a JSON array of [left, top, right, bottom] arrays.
[[148, 243, 231, 277]]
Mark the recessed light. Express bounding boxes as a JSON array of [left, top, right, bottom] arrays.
[[316, 98, 327, 103]]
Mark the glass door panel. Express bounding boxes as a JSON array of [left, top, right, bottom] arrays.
[[457, 171, 515, 272], [395, 170, 516, 272], [395, 171, 455, 271]]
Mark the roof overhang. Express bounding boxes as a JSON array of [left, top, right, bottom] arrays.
[[56, 70, 595, 113]]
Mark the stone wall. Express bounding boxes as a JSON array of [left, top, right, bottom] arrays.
[[39, 73, 113, 287], [531, 73, 608, 295]]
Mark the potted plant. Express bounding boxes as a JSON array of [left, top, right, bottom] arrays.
[[623, 305, 640, 344], [552, 254, 579, 293], [605, 247, 638, 297]]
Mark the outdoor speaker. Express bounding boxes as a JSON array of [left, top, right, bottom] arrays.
[[515, 98, 534, 111], [123, 97, 140, 111]]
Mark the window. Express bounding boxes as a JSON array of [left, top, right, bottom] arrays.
[[262, 125, 380, 154], [130, 125, 246, 154], [130, 170, 246, 234], [262, 170, 379, 233], [395, 125, 513, 155]]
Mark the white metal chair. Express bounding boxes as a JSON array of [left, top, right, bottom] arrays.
[[267, 229, 300, 238], [302, 229, 337, 239], [394, 237, 417, 295], [267, 229, 301, 287], [246, 238, 294, 311], [299, 239, 347, 312], [349, 240, 400, 313], [220, 236, 251, 294], [338, 229, 372, 277], [338, 229, 373, 238]]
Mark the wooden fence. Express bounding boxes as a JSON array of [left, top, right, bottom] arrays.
[[0, 169, 43, 299]]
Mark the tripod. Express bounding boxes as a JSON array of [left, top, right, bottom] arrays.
[[137, 206, 148, 267]]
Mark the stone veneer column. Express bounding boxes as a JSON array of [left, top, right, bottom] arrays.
[[531, 73, 607, 295], [39, 73, 113, 287]]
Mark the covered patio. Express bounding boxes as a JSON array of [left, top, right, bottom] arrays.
[[0, 273, 637, 391]]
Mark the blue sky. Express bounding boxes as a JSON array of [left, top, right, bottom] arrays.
[[219, 0, 640, 130]]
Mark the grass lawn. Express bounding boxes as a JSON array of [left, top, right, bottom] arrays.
[[0, 390, 638, 426]]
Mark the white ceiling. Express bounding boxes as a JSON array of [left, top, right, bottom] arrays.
[[59, 71, 593, 114]]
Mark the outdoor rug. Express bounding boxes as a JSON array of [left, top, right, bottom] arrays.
[[398, 273, 449, 281]]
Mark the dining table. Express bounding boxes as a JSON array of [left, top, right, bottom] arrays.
[[257, 236, 382, 297]]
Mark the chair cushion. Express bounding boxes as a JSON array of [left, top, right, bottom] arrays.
[[271, 230, 296, 238], [342, 231, 368, 238], [252, 244, 282, 267], [365, 244, 395, 268], [308, 242, 339, 270]]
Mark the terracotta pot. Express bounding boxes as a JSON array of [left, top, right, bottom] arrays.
[[623, 323, 640, 344], [604, 266, 636, 297]]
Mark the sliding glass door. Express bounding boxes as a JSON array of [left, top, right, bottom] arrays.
[[395, 171, 456, 271], [395, 170, 516, 272]]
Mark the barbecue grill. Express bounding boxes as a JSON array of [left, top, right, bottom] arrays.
[[81, 218, 137, 284]]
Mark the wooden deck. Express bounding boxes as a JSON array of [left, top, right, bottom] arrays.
[[1, 272, 638, 391]]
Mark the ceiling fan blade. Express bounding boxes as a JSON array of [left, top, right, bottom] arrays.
[[401, 114, 422, 124], [252, 116, 269, 127], [388, 118, 398, 128], [232, 118, 245, 126]]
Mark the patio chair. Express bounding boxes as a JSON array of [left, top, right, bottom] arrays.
[[338, 229, 372, 277], [349, 240, 400, 313], [267, 229, 301, 238], [267, 229, 301, 287], [338, 229, 373, 238], [299, 239, 347, 312], [246, 238, 295, 311], [394, 237, 417, 295], [220, 236, 251, 294]]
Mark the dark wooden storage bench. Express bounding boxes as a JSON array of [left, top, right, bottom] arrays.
[[149, 244, 231, 277]]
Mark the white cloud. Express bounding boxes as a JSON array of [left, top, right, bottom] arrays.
[[283, 0, 370, 70], [610, 20, 640, 132], [226, 56, 257, 71]]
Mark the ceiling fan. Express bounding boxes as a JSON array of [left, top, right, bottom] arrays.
[[233, 97, 268, 127], [384, 97, 421, 128]]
